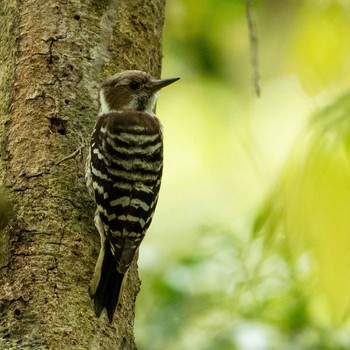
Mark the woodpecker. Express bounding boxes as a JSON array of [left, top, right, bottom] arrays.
[[85, 70, 179, 322]]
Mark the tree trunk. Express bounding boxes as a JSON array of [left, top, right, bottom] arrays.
[[0, 0, 165, 348]]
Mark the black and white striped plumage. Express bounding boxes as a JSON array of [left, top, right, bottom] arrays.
[[85, 70, 179, 322]]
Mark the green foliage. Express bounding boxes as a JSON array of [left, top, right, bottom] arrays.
[[257, 92, 350, 326], [136, 1, 350, 349]]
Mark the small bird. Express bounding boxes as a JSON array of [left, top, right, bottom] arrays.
[[85, 70, 179, 322]]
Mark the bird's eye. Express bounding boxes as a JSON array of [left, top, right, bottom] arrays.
[[129, 81, 140, 90]]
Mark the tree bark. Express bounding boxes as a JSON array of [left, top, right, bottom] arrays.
[[0, 0, 165, 348]]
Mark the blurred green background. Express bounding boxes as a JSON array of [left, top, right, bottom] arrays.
[[135, 1, 350, 349]]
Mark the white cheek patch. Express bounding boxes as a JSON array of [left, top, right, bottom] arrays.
[[127, 95, 139, 110], [99, 90, 110, 115], [146, 93, 158, 114], [100, 89, 159, 115]]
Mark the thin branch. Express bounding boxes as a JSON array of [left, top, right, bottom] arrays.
[[245, 0, 261, 97], [55, 145, 85, 166]]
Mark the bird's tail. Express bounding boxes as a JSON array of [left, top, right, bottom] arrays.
[[90, 240, 126, 323]]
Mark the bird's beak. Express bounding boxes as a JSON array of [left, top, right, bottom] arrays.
[[151, 77, 180, 91]]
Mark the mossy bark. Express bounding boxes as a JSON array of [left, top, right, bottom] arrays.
[[0, 0, 165, 348]]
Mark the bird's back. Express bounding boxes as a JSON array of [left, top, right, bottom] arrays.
[[89, 110, 163, 273]]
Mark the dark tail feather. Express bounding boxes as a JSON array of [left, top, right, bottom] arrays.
[[94, 241, 125, 323]]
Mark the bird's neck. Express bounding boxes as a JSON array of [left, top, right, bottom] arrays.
[[99, 91, 159, 116]]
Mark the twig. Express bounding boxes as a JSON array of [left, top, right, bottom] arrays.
[[55, 145, 85, 166], [245, 0, 261, 97]]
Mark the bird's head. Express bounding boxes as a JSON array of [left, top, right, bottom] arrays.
[[99, 70, 179, 115]]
